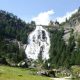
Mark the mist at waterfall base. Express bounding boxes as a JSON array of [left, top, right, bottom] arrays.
[[25, 26, 50, 60]]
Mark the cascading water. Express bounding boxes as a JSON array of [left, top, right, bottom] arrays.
[[25, 26, 50, 60]]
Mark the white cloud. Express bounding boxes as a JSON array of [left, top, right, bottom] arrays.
[[56, 9, 78, 23], [31, 9, 78, 25], [32, 10, 54, 25]]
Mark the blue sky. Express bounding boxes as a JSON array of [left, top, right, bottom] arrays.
[[0, 0, 80, 24]]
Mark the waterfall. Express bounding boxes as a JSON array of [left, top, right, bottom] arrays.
[[25, 26, 50, 60]]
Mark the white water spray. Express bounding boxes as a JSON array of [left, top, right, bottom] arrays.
[[25, 26, 50, 60]]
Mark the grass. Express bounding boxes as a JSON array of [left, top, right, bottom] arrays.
[[0, 65, 51, 80]]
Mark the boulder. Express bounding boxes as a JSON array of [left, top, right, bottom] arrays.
[[37, 70, 55, 77], [17, 61, 28, 68]]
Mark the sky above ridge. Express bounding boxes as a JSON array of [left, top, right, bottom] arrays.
[[0, 0, 80, 25]]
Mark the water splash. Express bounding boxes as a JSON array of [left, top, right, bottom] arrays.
[[25, 26, 50, 60]]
